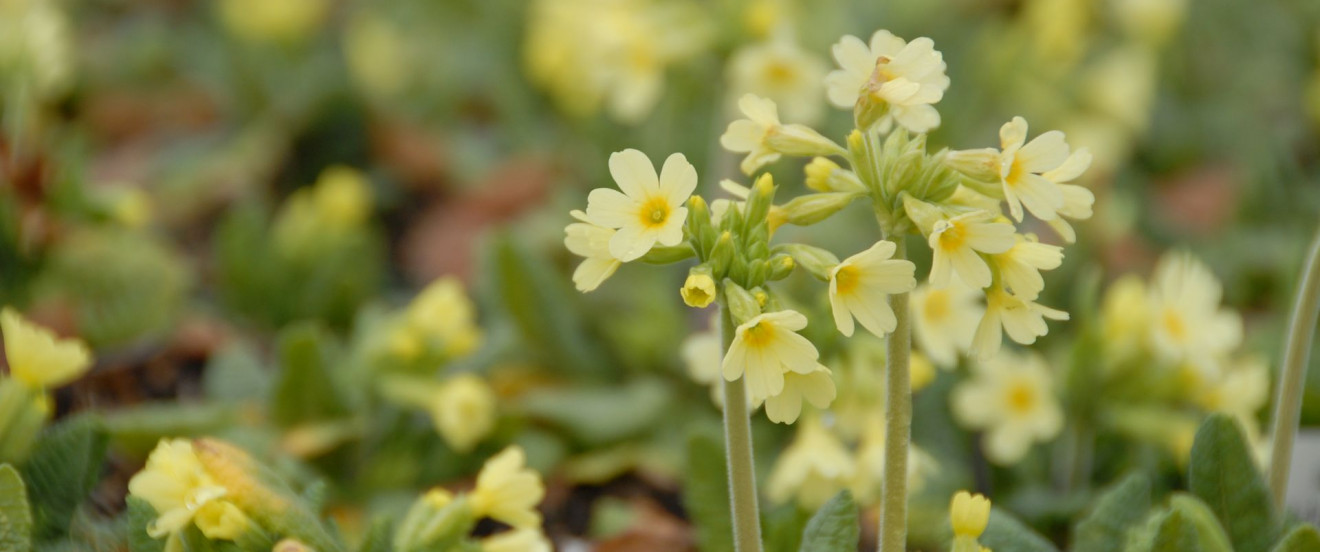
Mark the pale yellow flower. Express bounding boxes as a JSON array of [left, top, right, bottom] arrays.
[[0, 0, 73, 99], [950, 490, 991, 552], [727, 34, 827, 125], [928, 211, 1016, 289], [217, 0, 328, 43], [680, 272, 717, 308], [767, 417, 855, 509], [764, 365, 836, 424], [564, 210, 623, 292], [826, 30, 950, 133], [993, 235, 1063, 301], [971, 287, 1068, 360], [127, 440, 250, 552], [585, 149, 695, 262], [720, 94, 841, 175], [428, 374, 496, 453], [1, 307, 92, 389], [482, 527, 553, 552], [344, 13, 409, 100], [911, 280, 982, 368], [996, 117, 1091, 222], [406, 277, 483, 359], [1044, 182, 1096, 244], [1149, 252, 1242, 368], [1193, 356, 1269, 424], [1099, 274, 1150, 360], [722, 310, 820, 401], [828, 240, 917, 337], [471, 446, 544, 529], [952, 351, 1063, 463], [312, 166, 372, 228]]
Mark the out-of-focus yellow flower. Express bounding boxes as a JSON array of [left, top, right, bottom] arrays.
[[950, 490, 991, 552], [128, 440, 251, 552], [826, 30, 949, 133], [274, 166, 374, 253], [344, 13, 409, 100], [723, 309, 820, 402], [0, 0, 73, 100], [1148, 252, 1242, 371], [764, 365, 836, 424], [720, 94, 842, 175], [1112, 0, 1188, 47], [471, 447, 544, 529], [995, 117, 1092, 222], [952, 350, 1063, 464], [741, 0, 784, 38], [727, 35, 827, 125], [910, 352, 936, 392], [405, 277, 484, 359], [218, 0, 328, 44], [428, 374, 496, 453], [828, 240, 917, 338], [524, 0, 709, 123], [585, 150, 695, 262], [911, 280, 982, 368], [1, 307, 92, 390], [767, 417, 855, 509], [482, 527, 553, 552], [1044, 180, 1096, 244], [993, 235, 1064, 301], [928, 211, 1016, 289], [971, 287, 1068, 360], [1099, 274, 1149, 360], [1023, 0, 1090, 69], [1193, 356, 1270, 432], [564, 211, 623, 293], [1081, 47, 1157, 134], [851, 418, 934, 505]]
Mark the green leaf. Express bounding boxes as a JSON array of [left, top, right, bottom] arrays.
[[355, 517, 393, 552], [126, 497, 165, 552], [518, 379, 671, 445], [1168, 494, 1233, 552], [1152, 510, 1201, 552], [20, 416, 108, 540], [1074, 473, 1151, 552], [683, 432, 732, 552], [1271, 524, 1320, 552], [1188, 414, 1277, 552], [102, 402, 241, 458], [798, 491, 859, 552], [762, 503, 811, 552], [203, 341, 272, 403], [0, 464, 32, 552], [980, 508, 1060, 552], [270, 323, 349, 428]]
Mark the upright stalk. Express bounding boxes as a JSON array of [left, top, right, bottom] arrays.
[[720, 302, 763, 552], [1267, 226, 1320, 510], [879, 236, 911, 552]]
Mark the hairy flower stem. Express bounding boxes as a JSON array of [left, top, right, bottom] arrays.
[[879, 236, 911, 552], [1267, 226, 1320, 510], [720, 301, 764, 552]]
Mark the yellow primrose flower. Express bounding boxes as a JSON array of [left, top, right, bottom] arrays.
[[719, 94, 841, 175], [471, 446, 544, 529], [767, 417, 855, 509], [1149, 251, 1242, 367], [828, 240, 917, 338], [727, 35, 828, 125], [952, 351, 1063, 464], [680, 270, 717, 308], [482, 527, 553, 552], [722, 310, 820, 401], [928, 211, 1016, 289], [406, 277, 483, 359], [128, 439, 250, 552], [1, 307, 92, 390], [971, 287, 1068, 360], [825, 30, 950, 133], [1099, 274, 1150, 361], [910, 352, 937, 392], [564, 210, 623, 292], [996, 117, 1091, 222], [428, 374, 496, 453], [911, 280, 982, 368], [1044, 182, 1096, 244], [585, 149, 696, 262], [764, 364, 836, 424], [312, 166, 373, 228], [950, 490, 990, 536], [1194, 356, 1269, 423], [993, 235, 1064, 301], [344, 12, 409, 100], [217, 0, 328, 44]]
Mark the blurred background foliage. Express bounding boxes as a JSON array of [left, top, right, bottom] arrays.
[[2, 0, 1320, 549]]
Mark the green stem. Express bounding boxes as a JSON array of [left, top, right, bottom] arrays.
[[879, 236, 911, 552], [1267, 226, 1320, 510], [720, 302, 763, 552]]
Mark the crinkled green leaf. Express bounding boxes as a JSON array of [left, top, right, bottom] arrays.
[[126, 497, 165, 552], [0, 464, 32, 552], [20, 416, 108, 540], [763, 502, 810, 552], [981, 507, 1060, 552], [798, 491, 859, 552], [1271, 524, 1320, 552], [1075, 473, 1151, 552], [683, 432, 731, 552], [1188, 414, 1277, 552]]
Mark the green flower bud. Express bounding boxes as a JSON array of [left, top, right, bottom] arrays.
[[685, 196, 716, 256], [775, 244, 840, 281], [764, 124, 847, 158], [766, 254, 795, 281], [709, 232, 735, 275], [395, 490, 476, 552], [723, 280, 761, 324], [742, 174, 776, 233]]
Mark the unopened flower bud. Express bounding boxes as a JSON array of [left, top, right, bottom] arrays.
[[681, 264, 718, 308], [395, 490, 475, 551], [777, 192, 862, 228], [767, 254, 795, 281], [742, 174, 776, 232], [776, 244, 840, 281], [710, 232, 735, 273], [723, 280, 761, 324], [764, 124, 846, 158], [805, 157, 866, 193]]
